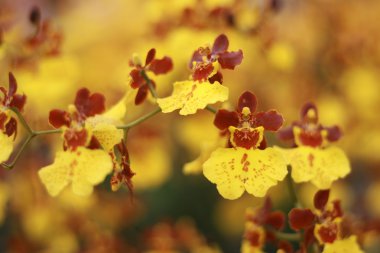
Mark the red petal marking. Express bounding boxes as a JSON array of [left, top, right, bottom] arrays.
[[189, 49, 203, 69], [300, 102, 318, 123], [192, 62, 214, 81], [317, 222, 338, 243], [258, 137, 267, 150], [208, 71, 223, 84], [265, 211, 285, 230], [145, 48, 156, 66], [8, 72, 17, 97], [49, 109, 71, 128], [214, 109, 239, 130], [297, 129, 324, 147], [130, 69, 145, 89], [277, 126, 295, 141], [218, 50, 243, 69], [212, 34, 229, 54], [238, 91, 257, 113], [74, 88, 105, 118], [245, 230, 261, 247], [9, 94, 27, 111], [87, 136, 101, 150], [314, 190, 330, 210], [63, 128, 88, 151], [231, 128, 262, 149], [288, 208, 315, 230], [0, 112, 8, 130], [134, 85, 148, 105], [325, 125, 342, 142], [148, 56, 173, 75], [278, 240, 293, 253], [254, 110, 284, 131], [325, 200, 343, 220], [5, 117, 17, 138]]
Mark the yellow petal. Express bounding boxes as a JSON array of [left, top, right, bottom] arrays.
[[288, 146, 350, 189], [157, 80, 228, 116], [38, 148, 113, 197], [203, 147, 288, 199], [322, 236, 364, 253], [86, 116, 123, 151], [0, 133, 13, 163], [104, 87, 137, 120]]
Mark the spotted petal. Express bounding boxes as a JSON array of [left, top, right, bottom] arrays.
[[86, 116, 123, 151], [322, 236, 364, 253], [288, 146, 350, 189], [0, 133, 13, 163], [203, 147, 287, 199], [157, 80, 228, 115], [38, 148, 112, 197]]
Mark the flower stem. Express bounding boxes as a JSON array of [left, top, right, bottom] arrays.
[[286, 169, 303, 208], [205, 105, 217, 114], [117, 107, 161, 130], [271, 230, 301, 242], [10, 107, 33, 134], [141, 70, 158, 99]]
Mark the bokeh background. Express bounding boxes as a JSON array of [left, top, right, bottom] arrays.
[[1, 0, 380, 252]]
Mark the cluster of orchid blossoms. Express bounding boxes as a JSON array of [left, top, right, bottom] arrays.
[[0, 34, 362, 252]]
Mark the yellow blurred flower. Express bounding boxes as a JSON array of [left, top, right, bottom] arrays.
[[322, 236, 364, 253], [0, 132, 13, 163]]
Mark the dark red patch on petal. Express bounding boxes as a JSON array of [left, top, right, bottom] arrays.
[[278, 240, 293, 253], [232, 128, 262, 149], [314, 190, 330, 211], [63, 128, 88, 151], [277, 126, 295, 141], [148, 56, 173, 75], [208, 71, 223, 84], [9, 94, 27, 111], [49, 109, 71, 128], [74, 88, 105, 118], [0, 112, 8, 130], [289, 208, 315, 230], [135, 85, 149, 105], [87, 136, 101, 150], [238, 91, 257, 113], [300, 102, 318, 123], [265, 211, 285, 230], [145, 48, 156, 66], [218, 50, 243, 69], [254, 110, 284, 131], [214, 109, 239, 130], [5, 117, 17, 138], [325, 125, 342, 142], [245, 230, 261, 247], [130, 69, 145, 89], [304, 226, 316, 247], [189, 49, 204, 69], [8, 72, 17, 97], [193, 62, 214, 81], [212, 34, 229, 54], [317, 222, 338, 243], [297, 129, 324, 147]]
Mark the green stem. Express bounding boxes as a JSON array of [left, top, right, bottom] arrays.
[[141, 70, 158, 99], [2, 134, 35, 169], [269, 229, 301, 242], [205, 105, 217, 114], [34, 129, 62, 135], [10, 107, 33, 134], [117, 107, 161, 130], [286, 169, 302, 208]]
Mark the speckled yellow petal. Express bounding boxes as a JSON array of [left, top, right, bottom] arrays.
[[0, 133, 14, 163], [38, 148, 113, 197], [104, 87, 137, 120], [203, 147, 287, 199], [157, 80, 228, 115], [86, 116, 123, 151], [288, 146, 350, 189], [322, 236, 364, 253]]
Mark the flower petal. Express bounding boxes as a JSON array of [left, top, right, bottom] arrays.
[[157, 80, 228, 116], [322, 236, 364, 253], [214, 109, 239, 130], [218, 50, 243, 69], [212, 34, 229, 54], [238, 91, 257, 113], [0, 132, 13, 163], [203, 147, 287, 199], [254, 110, 284, 131], [148, 56, 173, 75], [288, 146, 350, 189], [38, 148, 112, 197], [49, 109, 71, 128], [74, 88, 106, 118], [86, 116, 123, 151]]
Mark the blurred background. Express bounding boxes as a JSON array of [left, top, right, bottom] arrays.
[[0, 0, 380, 252]]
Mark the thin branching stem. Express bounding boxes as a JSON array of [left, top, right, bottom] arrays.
[[141, 70, 158, 99]]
